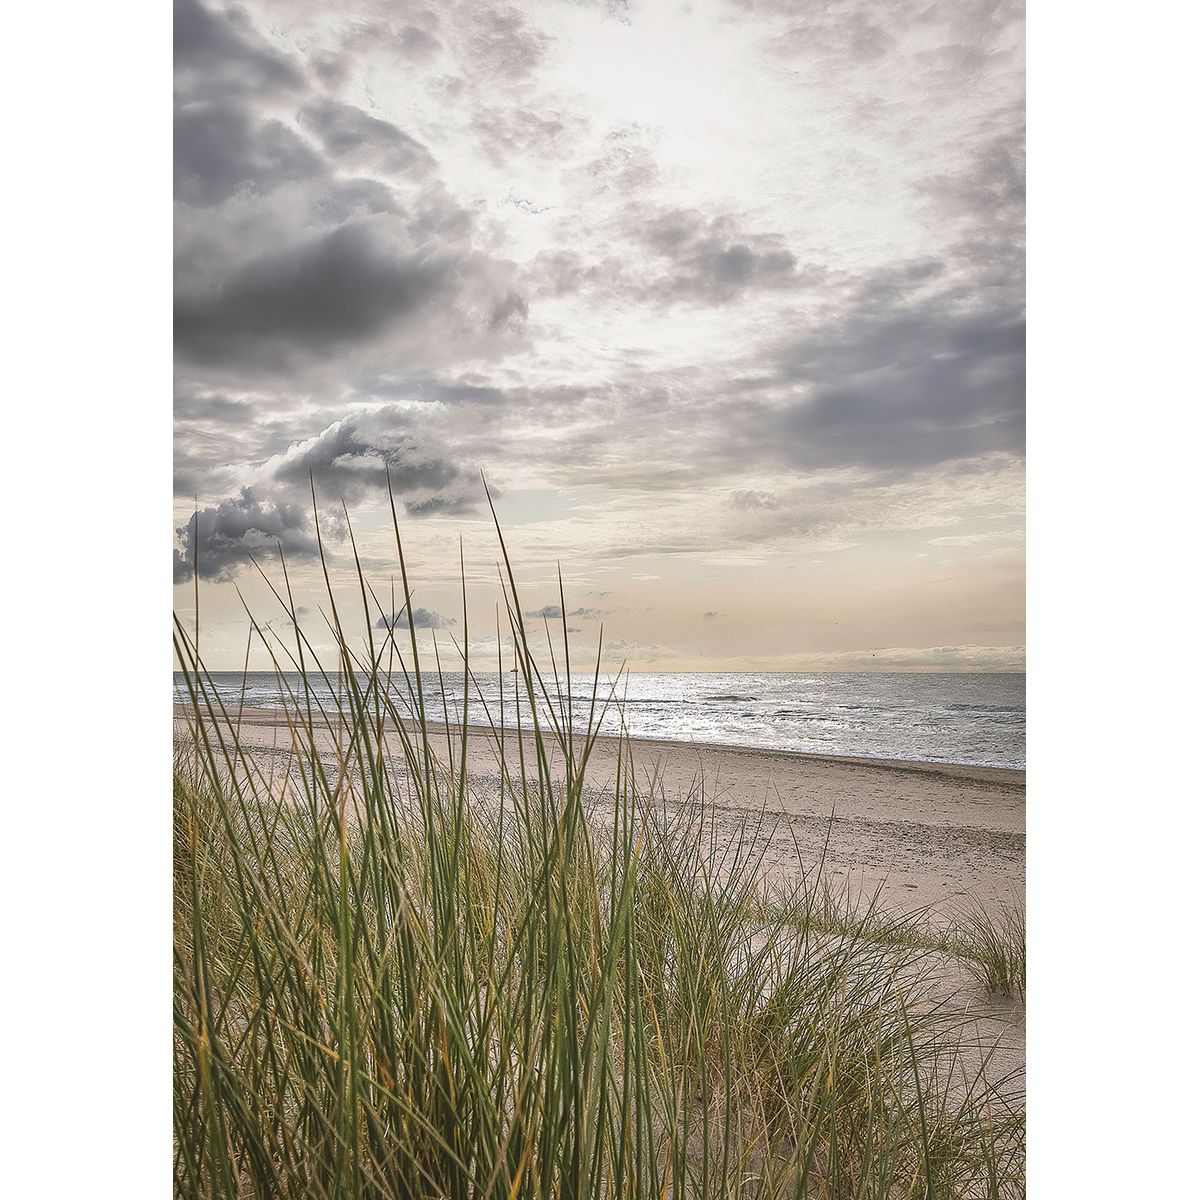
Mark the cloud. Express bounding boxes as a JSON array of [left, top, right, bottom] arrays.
[[299, 99, 437, 176], [571, 124, 662, 196], [525, 604, 602, 621], [703, 611, 724, 620], [173, 407, 479, 581], [174, 1, 531, 396], [557, 204, 808, 308], [917, 122, 1025, 284], [174, 0, 305, 101], [751, 0, 1023, 77], [474, 107, 588, 166], [174, 100, 323, 206], [175, 181, 525, 382], [309, 15, 445, 86], [172, 0, 1024, 664], [176, 222, 457, 366], [173, 488, 317, 582], [728, 489, 780, 511], [374, 606, 456, 631], [743, 268, 1024, 473], [269, 408, 473, 508], [174, 391, 257, 425], [397, 25, 443, 61], [764, 0, 897, 65], [463, 6, 550, 80], [636, 208, 803, 304], [488, 291, 529, 330]]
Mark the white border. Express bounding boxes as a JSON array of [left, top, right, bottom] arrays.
[[1029, 1, 1198, 1191], [5, 2, 171, 1193]]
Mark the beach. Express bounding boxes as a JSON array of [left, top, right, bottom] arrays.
[[185, 706, 1024, 921], [174, 696, 1027, 1189]]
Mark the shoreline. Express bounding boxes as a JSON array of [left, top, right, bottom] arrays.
[[176, 704, 1024, 919], [174, 703, 1024, 787]]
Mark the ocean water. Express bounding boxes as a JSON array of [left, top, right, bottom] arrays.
[[178, 670, 1025, 770]]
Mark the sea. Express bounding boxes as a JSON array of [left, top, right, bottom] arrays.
[[178, 671, 1026, 771]]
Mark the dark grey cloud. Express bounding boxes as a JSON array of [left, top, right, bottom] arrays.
[[398, 25, 443, 61], [174, 407, 479, 581], [745, 0, 1022, 77], [176, 222, 456, 366], [175, 100, 323, 206], [310, 13, 444, 88], [642, 207, 800, 302], [752, 276, 1025, 472], [174, 488, 317, 583], [270, 408, 472, 508], [488, 291, 529, 331], [917, 122, 1025, 284], [172, 0, 1023, 596], [579, 205, 810, 307], [174, 0, 305, 100], [299, 99, 437, 176], [174, 0, 530, 398], [374, 606, 456, 631], [312, 178, 403, 220], [172, 385, 305, 497], [702, 611, 725, 620], [525, 203, 807, 308], [174, 392, 257, 425], [921, 127, 1024, 226], [502, 250, 1021, 493]]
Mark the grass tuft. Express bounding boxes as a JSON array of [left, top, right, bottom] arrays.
[[173, 497, 1024, 1198], [953, 899, 1026, 1000]]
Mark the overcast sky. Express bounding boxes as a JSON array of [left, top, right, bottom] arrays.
[[174, 0, 1024, 672]]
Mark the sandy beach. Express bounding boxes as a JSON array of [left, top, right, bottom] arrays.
[[182, 706, 1024, 921], [175, 701, 1027, 1170]]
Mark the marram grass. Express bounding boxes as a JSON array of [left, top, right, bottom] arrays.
[[173, 489, 1024, 1198], [952, 900, 1026, 1001]]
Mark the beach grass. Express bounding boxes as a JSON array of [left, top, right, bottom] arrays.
[[173, 486, 1024, 1198], [952, 900, 1026, 1001]]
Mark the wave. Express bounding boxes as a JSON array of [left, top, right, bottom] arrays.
[[943, 704, 1023, 714], [181, 671, 1024, 769]]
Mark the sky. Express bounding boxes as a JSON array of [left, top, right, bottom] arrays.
[[173, 0, 1025, 673]]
